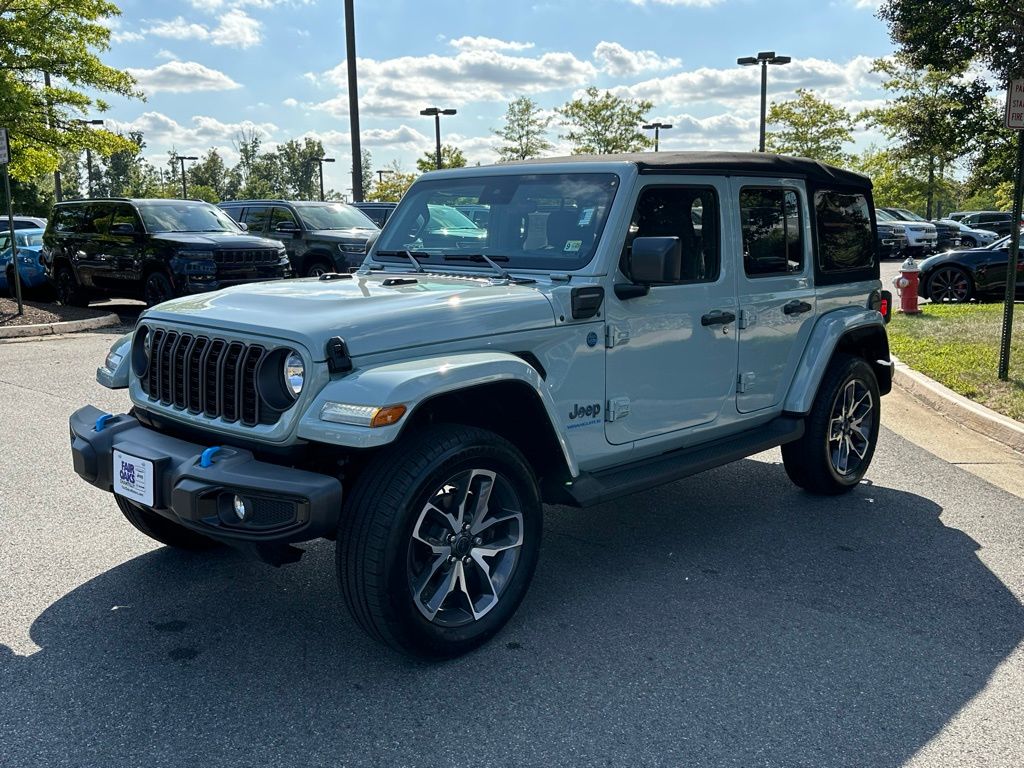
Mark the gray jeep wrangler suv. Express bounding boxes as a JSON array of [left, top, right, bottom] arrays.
[[71, 152, 892, 658]]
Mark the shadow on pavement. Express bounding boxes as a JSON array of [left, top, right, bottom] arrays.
[[2, 457, 1021, 767]]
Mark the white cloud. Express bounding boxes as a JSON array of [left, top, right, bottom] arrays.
[[126, 61, 242, 94], [312, 50, 597, 117], [605, 56, 880, 110], [282, 97, 300, 107], [146, 9, 262, 48], [628, 0, 724, 6], [449, 36, 535, 52], [107, 112, 277, 153], [155, 49, 179, 61], [592, 41, 682, 77]]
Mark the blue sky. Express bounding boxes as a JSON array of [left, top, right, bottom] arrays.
[[99, 0, 895, 195]]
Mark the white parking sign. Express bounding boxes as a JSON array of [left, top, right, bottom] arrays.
[[1005, 80, 1024, 130], [0, 128, 9, 165]]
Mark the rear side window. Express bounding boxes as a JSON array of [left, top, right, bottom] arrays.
[[814, 190, 874, 273], [242, 206, 271, 232], [740, 188, 804, 277]]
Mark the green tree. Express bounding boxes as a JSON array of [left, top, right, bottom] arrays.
[[494, 97, 553, 161], [416, 144, 467, 173], [859, 56, 989, 218], [0, 0, 141, 180], [765, 89, 854, 165], [360, 148, 374, 198], [188, 148, 229, 201], [557, 87, 653, 155], [278, 137, 325, 199], [366, 160, 417, 202]]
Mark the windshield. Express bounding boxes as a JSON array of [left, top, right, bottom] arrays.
[[374, 172, 620, 270], [892, 208, 927, 223], [297, 204, 378, 231], [875, 209, 898, 222], [136, 202, 242, 233]]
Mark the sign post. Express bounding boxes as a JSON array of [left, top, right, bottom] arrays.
[[0, 127, 23, 316], [997, 80, 1024, 381]]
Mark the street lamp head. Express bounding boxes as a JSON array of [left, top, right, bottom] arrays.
[[179, 156, 199, 161], [420, 107, 439, 116], [737, 56, 758, 66], [321, 157, 336, 163], [769, 56, 791, 65], [75, 118, 105, 126], [440, 108, 457, 116], [757, 51, 776, 60]]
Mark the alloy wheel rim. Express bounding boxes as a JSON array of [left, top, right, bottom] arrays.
[[308, 264, 328, 277], [929, 268, 970, 302], [828, 379, 874, 477], [407, 468, 524, 628], [146, 278, 169, 305], [57, 271, 72, 302]]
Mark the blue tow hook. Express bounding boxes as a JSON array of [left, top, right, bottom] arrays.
[[94, 413, 116, 432], [198, 446, 223, 468]]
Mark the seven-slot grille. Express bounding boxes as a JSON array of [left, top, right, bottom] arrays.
[[140, 329, 278, 426], [215, 249, 280, 266]]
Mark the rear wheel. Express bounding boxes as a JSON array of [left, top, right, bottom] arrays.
[[115, 496, 221, 550], [928, 266, 973, 303], [338, 424, 542, 659], [783, 354, 880, 495], [304, 260, 333, 278], [54, 265, 89, 306], [143, 271, 174, 307]]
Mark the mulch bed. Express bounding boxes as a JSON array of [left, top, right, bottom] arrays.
[[0, 297, 110, 327]]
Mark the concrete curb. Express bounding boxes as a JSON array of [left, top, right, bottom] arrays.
[[891, 356, 1024, 454], [0, 312, 120, 340]]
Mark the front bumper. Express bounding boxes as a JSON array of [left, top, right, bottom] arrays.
[[69, 405, 342, 562]]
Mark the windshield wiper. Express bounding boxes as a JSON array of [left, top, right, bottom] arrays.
[[374, 249, 429, 273], [442, 254, 534, 284]]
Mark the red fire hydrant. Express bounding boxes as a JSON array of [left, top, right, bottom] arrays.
[[893, 256, 921, 315]]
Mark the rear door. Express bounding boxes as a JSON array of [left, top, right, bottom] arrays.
[[109, 204, 145, 288], [76, 203, 114, 288], [732, 179, 817, 413], [240, 205, 271, 235]]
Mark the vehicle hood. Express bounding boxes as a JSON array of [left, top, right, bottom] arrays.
[[150, 233, 283, 249], [140, 272, 557, 359], [918, 247, 993, 272], [892, 220, 936, 231]]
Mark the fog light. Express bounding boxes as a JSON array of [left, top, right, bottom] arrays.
[[232, 495, 248, 521]]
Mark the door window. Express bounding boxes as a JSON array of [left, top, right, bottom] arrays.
[[110, 204, 142, 233], [740, 188, 804, 276], [622, 186, 719, 283], [270, 206, 299, 231], [241, 206, 271, 233], [814, 191, 874, 272]]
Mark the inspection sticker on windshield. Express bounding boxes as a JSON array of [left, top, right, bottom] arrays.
[[564, 239, 582, 252], [113, 450, 154, 507]]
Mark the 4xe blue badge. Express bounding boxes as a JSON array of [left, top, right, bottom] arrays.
[[586, 331, 598, 347]]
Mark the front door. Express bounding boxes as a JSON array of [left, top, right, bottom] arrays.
[[731, 179, 817, 413], [605, 179, 738, 445]]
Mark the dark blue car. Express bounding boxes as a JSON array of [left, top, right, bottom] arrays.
[[0, 227, 49, 298]]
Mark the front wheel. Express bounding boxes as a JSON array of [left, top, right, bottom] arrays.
[[338, 424, 542, 659], [782, 354, 881, 495], [143, 271, 174, 307], [928, 266, 973, 303], [961, 236, 977, 249], [304, 260, 332, 278], [54, 265, 89, 306]]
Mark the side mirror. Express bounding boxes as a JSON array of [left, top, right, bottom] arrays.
[[275, 221, 299, 232], [110, 222, 135, 235], [237, 221, 249, 232], [630, 236, 681, 284]]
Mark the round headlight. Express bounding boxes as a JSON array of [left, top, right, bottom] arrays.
[[283, 352, 304, 397], [143, 329, 153, 359]]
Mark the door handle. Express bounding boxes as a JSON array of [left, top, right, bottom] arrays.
[[783, 300, 813, 315], [701, 309, 736, 326]]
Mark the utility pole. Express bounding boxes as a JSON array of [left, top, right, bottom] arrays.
[[998, 77, 1024, 380], [75, 119, 104, 197], [344, 0, 363, 202], [178, 156, 198, 198], [43, 72, 62, 202], [1, 127, 23, 315], [420, 107, 457, 169], [737, 51, 791, 152], [376, 169, 393, 183]]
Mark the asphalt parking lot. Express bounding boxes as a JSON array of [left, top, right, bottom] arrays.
[[2, 331, 1023, 768]]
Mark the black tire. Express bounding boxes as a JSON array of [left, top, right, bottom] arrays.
[[303, 259, 333, 278], [143, 271, 174, 307], [782, 354, 881, 496], [5, 268, 16, 299], [927, 266, 974, 303], [54, 264, 89, 307], [961, 236, 977, 249], [338, 424, 542, 659], [114, 495, 221, 550]]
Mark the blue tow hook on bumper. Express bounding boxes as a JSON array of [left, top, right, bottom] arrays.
[[69, 405, 343, 564]]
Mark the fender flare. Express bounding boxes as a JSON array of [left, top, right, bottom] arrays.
[[296, 350, 579, 475], [784, 309, 891, 414]]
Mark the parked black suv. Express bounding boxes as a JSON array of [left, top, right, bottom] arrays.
[[42, 199, 289, 307], [958, 211, 1021, 238], [350, 201, 397, 228], [219, 200, 379, 277]]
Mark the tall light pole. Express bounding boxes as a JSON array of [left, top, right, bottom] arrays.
[[737, 51, 791, 152], [316, 156, 335, 201], [75, 119, 104, 198], [343, 0, 363, 202], [376, 168, 393, 183], [642, 122, 673, 152], [178, 155, 198, 198], [420, 107, 457, 170]]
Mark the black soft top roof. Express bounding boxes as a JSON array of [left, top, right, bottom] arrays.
[[501, 151, 871, 190]]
